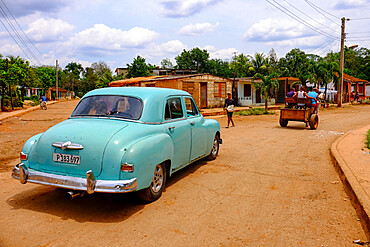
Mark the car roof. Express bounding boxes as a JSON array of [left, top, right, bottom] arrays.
[[81, 87, 192, 123], [84, 87, 190, 99]]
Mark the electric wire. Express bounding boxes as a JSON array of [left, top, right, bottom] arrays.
[[0, 5, 41, 64], [282, 0, 338, 33], [304, 0, 340, 26], [0, 18, 33, 62], [266, 0, 337, 39], [0, 0, 43, 56]]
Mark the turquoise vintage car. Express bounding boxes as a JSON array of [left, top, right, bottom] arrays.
[[12, 87, 221, 202]]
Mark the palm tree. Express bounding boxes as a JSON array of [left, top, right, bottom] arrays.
[[253, 72, 280, 111], [317, 61, 340, 101], [249, 52, 268, 74]]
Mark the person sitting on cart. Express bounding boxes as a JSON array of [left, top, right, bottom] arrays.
[[293, 87, 309, 109], [307, 88, 320, 113], [287, 88, 295, 97]]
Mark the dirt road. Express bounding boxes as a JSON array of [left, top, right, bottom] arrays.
[[1, 102, 370, 246]]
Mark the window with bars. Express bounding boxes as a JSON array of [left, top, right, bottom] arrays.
[[214, 82, 226, 97]]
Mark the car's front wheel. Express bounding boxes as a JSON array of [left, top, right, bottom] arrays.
[[137, 163, 166, 202], [206, 134, 220, 160]]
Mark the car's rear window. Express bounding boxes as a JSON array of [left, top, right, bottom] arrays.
[[71, 95, 142, 120]]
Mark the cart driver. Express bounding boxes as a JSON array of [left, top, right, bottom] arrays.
[[307, 88, 320, 113]]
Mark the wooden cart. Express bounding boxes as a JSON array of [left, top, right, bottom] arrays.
[[279, 98, 319, 130]]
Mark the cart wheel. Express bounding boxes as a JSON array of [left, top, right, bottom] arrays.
[[279, 116, 288, 127], [309, 114, 319, 130]]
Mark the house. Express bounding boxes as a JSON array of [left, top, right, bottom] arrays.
[[109, 74, 232, 108], [115, 68, 129, 78], [235, 77, 261, 106], [342, 73, 369, 102], [152, 68, 197, 76], [235, 77, 299, 106], [275, 77, 300, 103], [46, 87, 74, 100]]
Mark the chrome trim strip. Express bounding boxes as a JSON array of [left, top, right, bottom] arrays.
[[52, 141, 84, 150], [12, 164, 137, 193]]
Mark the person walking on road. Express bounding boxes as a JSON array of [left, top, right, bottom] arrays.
[[224, 93, 235, 128], [40, 95, 47, 110]]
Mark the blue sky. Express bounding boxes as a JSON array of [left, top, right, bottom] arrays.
[[0, 0, 369, 72]]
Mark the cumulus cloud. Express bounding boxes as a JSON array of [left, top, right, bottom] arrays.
[[26, 18, 74, 42], [178, 22, 219, 36], [142, 40, 187, 58], [333, 0, 367, 9], [4, 0, 70, 17], [209, 47, 238, 60], [161, 0, 222, 17], [66, 24, 158, 54], [244, 18, 314, 42], [267, 36, 326, 49]]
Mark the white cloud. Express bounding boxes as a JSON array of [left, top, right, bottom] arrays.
[[266, 36, 326, 49], [333, 0, 367, 9], [178, 22, 219, 36], [244, 18, 313, 42], [142, 40, 187, 58], [26, 18, 74, 42], [161, 0, 222, 17], [66, 24, 158, 54], [208, 47, 238, 60]]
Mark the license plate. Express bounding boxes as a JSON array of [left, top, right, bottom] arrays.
[[53, 153, 80, 164]]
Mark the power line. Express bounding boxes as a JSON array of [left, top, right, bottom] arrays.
[[350, 17, 370, 20], [0, 0, 43, 56], [0, 18, 33, 62], [266, 0, 337, 39], [304, 0, 340, 26], [282, 0, 338, 33], [0, 4, 41, 64]]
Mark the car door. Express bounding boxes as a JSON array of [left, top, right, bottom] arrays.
[[184, 97, 207, 161], [163, 97, 191, 170]]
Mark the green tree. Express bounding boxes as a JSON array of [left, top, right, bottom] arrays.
[[63, 62, 84, 94], [35, 66, 56, 90], [175, 47, 209, 72], [253, 72, 280, 111], [249, 52, 268, 75], [278, 48, 308, 77], [126, 55, 151, 78], [160, 58, 174, 69], [206, 59, 233, 78], [230, 54, 254, 78], [317, 61, 340, 101]]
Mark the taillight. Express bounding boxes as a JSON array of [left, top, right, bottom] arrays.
[[121, 163, 134, 172], [20, 152, 28, 161]]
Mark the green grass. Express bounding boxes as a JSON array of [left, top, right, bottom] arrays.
[[367, 130, 370, 149], [235, 108, 275, 116]]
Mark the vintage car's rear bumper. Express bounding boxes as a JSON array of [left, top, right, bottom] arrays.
[[12, 163, 137, 193]]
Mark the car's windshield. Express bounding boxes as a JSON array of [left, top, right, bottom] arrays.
[[71, 95, 142, 120]]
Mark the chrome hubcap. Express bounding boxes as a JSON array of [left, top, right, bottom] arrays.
[[211, 137, 218, 156], [151, 165, 164, 193]]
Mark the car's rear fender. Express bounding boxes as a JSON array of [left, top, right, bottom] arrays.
[[119, 133, 174, 191], [21, 133, 43, 166]]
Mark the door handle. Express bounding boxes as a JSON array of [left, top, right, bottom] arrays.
[[190, 121, 195, 125], [168, 126, 176, 130]]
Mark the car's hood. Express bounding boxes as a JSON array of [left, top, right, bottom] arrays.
[[28, 118, 128, 177]]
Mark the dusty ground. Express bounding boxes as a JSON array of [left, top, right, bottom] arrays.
[[1, 101, 370, 246]]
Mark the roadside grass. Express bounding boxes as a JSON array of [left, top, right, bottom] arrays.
[[235, 108, 275, 116], [367, 129, 370, 149]]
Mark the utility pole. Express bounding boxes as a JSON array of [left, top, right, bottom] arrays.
[[56, 60, 59, 101], [6, 58, 14, 110], [338, 17, 347, 107], [232, 52, 238, 105]]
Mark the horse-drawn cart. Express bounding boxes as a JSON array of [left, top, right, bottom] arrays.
[[279, 98, 319, 130]]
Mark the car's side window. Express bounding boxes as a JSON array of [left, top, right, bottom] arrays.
[[185, 97, 199, 117], [165, 98, 184, 120]]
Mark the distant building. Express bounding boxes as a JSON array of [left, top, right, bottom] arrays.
[[115, 67, 197, 78], [109, 74, 232, 108]]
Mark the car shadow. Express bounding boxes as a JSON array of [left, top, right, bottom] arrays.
[[6, 159, 209, 223], [7, 185, 145, 223]]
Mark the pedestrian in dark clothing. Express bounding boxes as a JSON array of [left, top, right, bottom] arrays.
[[224, 93, 235, 128]]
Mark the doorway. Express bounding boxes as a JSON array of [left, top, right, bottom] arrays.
[[200, 83, 207, 108]]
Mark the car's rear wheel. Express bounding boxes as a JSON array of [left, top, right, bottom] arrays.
[[137, 163, 166, 202], [206, 134, 220, 160]]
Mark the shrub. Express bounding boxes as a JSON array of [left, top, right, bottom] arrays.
[[367, 130, 370, 149], [235, 108, 275, 116]]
